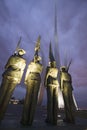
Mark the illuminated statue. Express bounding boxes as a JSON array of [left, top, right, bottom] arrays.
[[44, 42, 59, 125], [0, 37, 26, 121], [20, 36, 43, 126], [60, 66, 75, 124]]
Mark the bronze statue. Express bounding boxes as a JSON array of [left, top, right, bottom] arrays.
[[20, 36, 43, 126], [0, 38, 26, 121], [60, 66, 75, 124], [44, 42, 59, 125]]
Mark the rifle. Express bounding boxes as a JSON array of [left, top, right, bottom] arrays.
[[67, 58, 72, 71], [35, 35, 41, 52]]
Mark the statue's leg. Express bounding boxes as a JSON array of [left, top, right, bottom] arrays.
[[68, 88, 75, 123], [20, 82, 33, 125], [46, 85, 53, 123], [0, 81, 17, 120], [28, 80, 40, 125], [0, 78, 9, 106], [53, 87, 58, 124], [63, 85, 75, 123], [63, 86, 70, 122]]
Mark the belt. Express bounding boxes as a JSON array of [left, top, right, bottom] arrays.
[[64, 80, 71, 83], [30, 72, 39, 74]]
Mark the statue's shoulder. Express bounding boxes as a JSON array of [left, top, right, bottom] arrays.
[[15, 55, 26, 62]]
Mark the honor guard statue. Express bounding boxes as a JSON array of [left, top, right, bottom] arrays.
[[20, 36, 43, 126], [0, 37, 26, 121], [44, 42, 59, 125], [60, 65, 75, 124]]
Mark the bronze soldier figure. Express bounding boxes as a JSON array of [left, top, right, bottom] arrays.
[[60, 66, 75, 124], [0, 38, 26, 121], [20, 36, 43, 126], [44, 42, 59, 125]]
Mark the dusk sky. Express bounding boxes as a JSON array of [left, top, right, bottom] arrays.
[[0, 0, 87, 109]]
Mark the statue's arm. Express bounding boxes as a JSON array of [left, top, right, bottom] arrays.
[[60, 74, 64, 91], [44, 67, 49, 87]]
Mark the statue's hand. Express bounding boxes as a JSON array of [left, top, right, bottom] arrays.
[[24, 80, 27, 85]]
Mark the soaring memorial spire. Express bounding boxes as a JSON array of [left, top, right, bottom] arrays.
[[54, 0, 64, 109], [49, 42, 55, 63], [54, 0, 61, 69]]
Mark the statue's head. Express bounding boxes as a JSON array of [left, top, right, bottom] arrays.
[[49, 61, 56, 68], [34, 55, 41, 63], [60, 66, 68, 72], [18, 49, 26, 56]]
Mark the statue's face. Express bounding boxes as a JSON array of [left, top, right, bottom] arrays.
[[34, 55, 41, 63], [34, 56, 37, 62], [50, 61, 56, 67], [61, 67, 67, 72], [34, 56, 39, 63]]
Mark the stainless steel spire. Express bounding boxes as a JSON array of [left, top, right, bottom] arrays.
[[54, 0, 61, 69]]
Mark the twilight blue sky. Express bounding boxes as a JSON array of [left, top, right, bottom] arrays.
[[0, 0, 87, 109]]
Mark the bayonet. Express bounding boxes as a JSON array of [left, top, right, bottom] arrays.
[[67, 58, 72, 71], [14, 37, 22, 53], [35, 35, 41, 52]]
